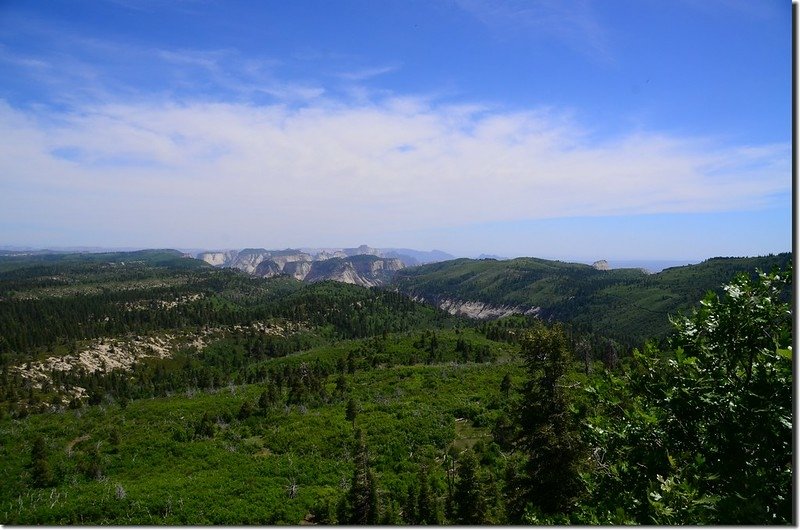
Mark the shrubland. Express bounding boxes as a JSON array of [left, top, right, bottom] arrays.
[[0, 251, 791, 524]]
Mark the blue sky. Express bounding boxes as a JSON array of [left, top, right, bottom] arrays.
[[0, 0, 791, 260]]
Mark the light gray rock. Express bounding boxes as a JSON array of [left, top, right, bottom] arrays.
[[197, 250, 237, 267], [283, 260, 313, 280], [435, 298, 540, 320], [198, 246, 411, 287]]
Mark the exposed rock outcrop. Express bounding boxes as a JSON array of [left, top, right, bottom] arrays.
[[314, 250, 348, 260], [198, 250, 237, 267], [196, 245, 420, 286], [592, 260, 610, 271], [305, 255, 404, 287], [222, 249, 311, 274], [343, 244, 383, 257], [268, 251, 313, 269], [229, 248, 272, 274], [283, 260, 313, 281], [429, 298, 540, 320]]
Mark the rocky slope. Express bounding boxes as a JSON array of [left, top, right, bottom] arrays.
[[199, 248, 406, 287], [196, 250, 239, 267], [304, 255, 404, 287], [424, 297, 540, 320], [198, 245, 453, 271], [255, 254, 404, 287], [198, 248, 313, 274], [281, 260, 313, 281]]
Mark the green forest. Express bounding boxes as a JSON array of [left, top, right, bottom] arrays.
[[0, 250, 792, 524], [393, 253, 792, 345]]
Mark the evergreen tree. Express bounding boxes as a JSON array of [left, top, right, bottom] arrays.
[[516, 323, 583, 518], [345, 397, 358, 427], [30, 435, 53, 488], [258, 388, 271, 412], [31, 434, 46, 461], [500, 373, 512, 397], [346, 428, 379, 524], [267, 382, 279, 406], [31, 455, 53, 488], [335, 373, 349, 395], [195, 411, 215, 439], [416, 463, 437, 524], [403, 482, 418, 524], [452, 449, 487, 524], [443, 446, 458, 519], [238, 400, 254, 420]]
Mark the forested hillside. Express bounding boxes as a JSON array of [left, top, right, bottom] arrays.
[[0, 251, 792, 524], [393, 253, 792, 345]]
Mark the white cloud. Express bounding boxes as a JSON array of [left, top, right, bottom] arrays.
[[0, 96, 789, 248]]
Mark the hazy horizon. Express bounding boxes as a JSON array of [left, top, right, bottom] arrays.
[[4, 242, 784, 270], [0, 1, 790, 260]]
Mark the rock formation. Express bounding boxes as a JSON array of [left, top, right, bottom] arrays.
[[197, 250, 237, 267], [198, 248, 406, 287]]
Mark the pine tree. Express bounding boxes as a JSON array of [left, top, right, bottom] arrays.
[[195, 411, 215, 439], [258, 388, 271, 412], [32, 456, 53, 488], [267, 382, 279, 406], [238, 400, 254, 420], [345, 397, 358, 427], [416, 463, 437, 524], [81, 444, 103, 480], [30, 435, 53, 487], [500, 373, 512, 397], [336, 373, 349, 394], [443, 446, 458, 519], [452, 449, 487, 524], [346, 428, 379, 524], [516, 323, 583, 518], [404, 482, 418, 524]]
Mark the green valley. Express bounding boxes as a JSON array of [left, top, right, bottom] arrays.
[[393, 253, 792, 345], [0, 250, 792, 524]]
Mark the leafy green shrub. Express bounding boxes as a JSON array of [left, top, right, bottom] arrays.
[[579, 266, 793, 524]]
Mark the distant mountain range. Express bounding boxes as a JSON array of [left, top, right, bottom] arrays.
[[0, 246, 698, 274], [194, 245, 454, 287], [192, 246, 791, 344], [0, 247, 789, 346]]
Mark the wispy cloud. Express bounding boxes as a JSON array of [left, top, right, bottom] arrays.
[[0, 15, 323, 106], [337, 64, 401, 81], [0, 45, 51, 70], [455, 0, 612, 63], [0, 95, 788, 247]]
